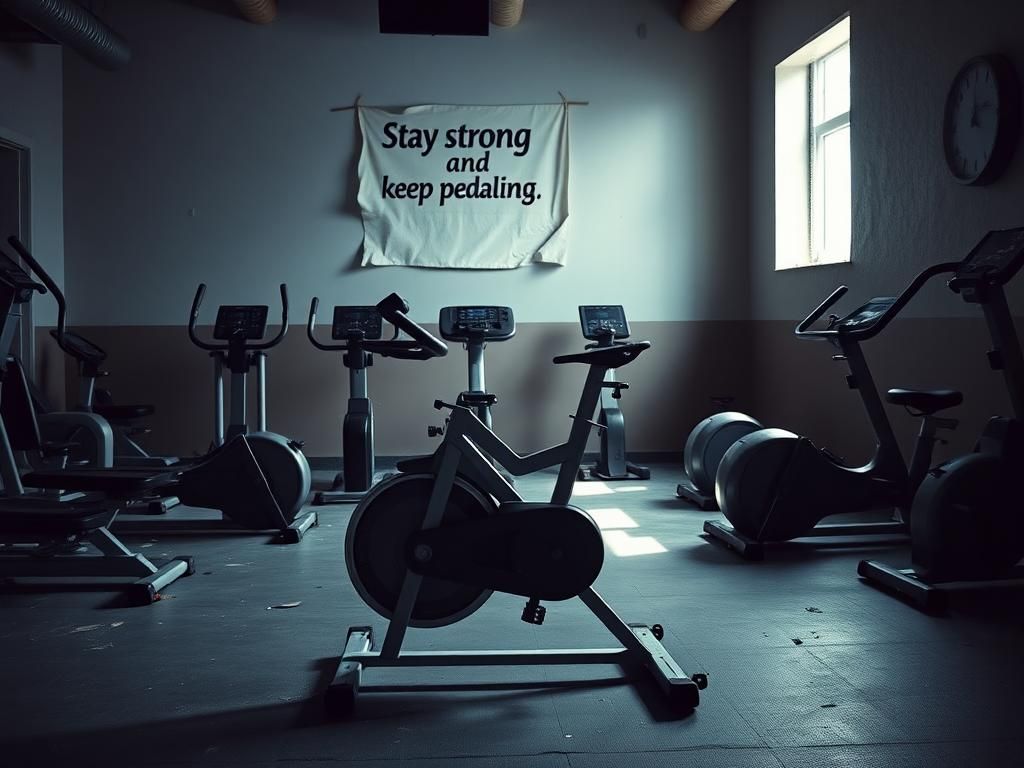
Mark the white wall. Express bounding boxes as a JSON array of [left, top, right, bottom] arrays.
[[749, 0, 1024, 323], [63, 0, 751, 326], [0, 42, 63, 326]]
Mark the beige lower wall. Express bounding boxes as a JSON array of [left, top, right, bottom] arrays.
[[39, 321, 754, 460]]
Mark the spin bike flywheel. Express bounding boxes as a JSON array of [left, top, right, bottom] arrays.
[[345, 473, 498, 628]]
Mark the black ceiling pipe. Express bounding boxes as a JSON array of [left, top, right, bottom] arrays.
[[0, 0, 130, 70]]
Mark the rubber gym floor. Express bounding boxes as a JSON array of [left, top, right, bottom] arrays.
[[2, 464, 1022, 768]]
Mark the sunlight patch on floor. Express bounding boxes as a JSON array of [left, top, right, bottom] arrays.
[[571, 481, 614, 497], [586, 508, 638, 529], [601, 529, 668, 557]]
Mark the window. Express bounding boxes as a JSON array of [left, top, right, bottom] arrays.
[[775, 17, 851, 269]]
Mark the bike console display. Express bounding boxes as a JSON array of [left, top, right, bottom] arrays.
[[214, 305, 269, 341], [332, 306, 383, 341], [439, 306, 515, 343], [957, 227, 1024, 284], [835, 298, 896, 333], [579, 305, 630, 340]]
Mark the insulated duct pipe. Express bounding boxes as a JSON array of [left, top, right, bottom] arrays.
[[232, 0, 277, 24], [678, 0, 737, 31], [0, 0, 130, 69], [491, 0, 523, 27]]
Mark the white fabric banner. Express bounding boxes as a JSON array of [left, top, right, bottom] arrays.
[[356, 103, 569, 268]]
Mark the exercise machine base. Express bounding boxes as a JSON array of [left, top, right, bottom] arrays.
[[326, 620, 706, 717], [314, 472, 394, 505], [578, 462, 651, 482], [0, 528, 194, 605], [703, 519, 907, 561], [676, 478, 717, 510], [857, 560, 1024, 612], [114, 509, 318, 544]]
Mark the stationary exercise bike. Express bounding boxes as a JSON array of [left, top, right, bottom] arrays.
[[329, 304, 707, 715], [575, 305, 650, 482], [706, 262, 964, 559], [307, 299, 446, 504], [859, 227, 1024, 610]]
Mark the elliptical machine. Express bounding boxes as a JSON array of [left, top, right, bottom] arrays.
[[575, 305, 650, 481], [0, 244, 193, 604], [51, 329, 177, 468], [5, 241, 182, 513], [706, 263, 964, 560], [6, 246, 317, 543], [156, 282, 314, 539], [190, 285, 280, 447], [859, 227, 1024, 610], [307, 300, 445, 504], [329, 302, 707, 716]]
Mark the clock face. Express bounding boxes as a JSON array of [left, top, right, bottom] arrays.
[[943, 55, 1020, 185]]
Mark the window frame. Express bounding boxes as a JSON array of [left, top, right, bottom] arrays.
[[809, 41, 852, 266], [774, 15, 851, 271]]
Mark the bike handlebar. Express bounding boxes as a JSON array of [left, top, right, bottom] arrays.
[[306, 296, 348, 352], [795, 285, 848, 334], [307, 294, 449, 360], [375, 293, 448, 359], [7, 236, 66, 349], [795, 262, 962, 342]]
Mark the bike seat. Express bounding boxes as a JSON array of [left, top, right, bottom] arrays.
[[553, 341, 650, 368], [396, 454, 434, 473], [886, 388, 963, 414], [92, 404, 155, 421]]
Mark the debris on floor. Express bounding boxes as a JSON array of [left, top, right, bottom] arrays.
[[70, 624, 104, 634]]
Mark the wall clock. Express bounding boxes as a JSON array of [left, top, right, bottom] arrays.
[[942, 54, 1021, 185]]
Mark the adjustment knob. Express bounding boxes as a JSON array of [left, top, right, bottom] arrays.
[[521, 597, 546, 625]]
